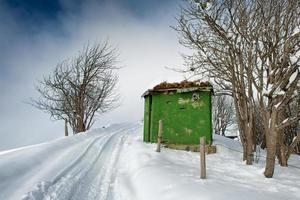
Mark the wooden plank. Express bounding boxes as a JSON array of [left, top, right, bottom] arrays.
[[200, 136, 206, 179], [156, 120, 163, 152]]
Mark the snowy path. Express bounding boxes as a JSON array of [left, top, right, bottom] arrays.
[[23, 125, 135, 200], [0, 123, 138, 200]]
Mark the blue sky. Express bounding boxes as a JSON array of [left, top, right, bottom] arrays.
[[0, 0, 188, 150], [3, 0, 176, 32]]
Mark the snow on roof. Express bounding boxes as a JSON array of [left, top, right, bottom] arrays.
[[142, 80, 213, 97]]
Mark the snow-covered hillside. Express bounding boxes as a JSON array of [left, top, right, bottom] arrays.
[[0, 123, 299, 200]]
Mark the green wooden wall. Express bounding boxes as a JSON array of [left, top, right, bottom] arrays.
[[143, 90, 212, 144], [143, 95, 151, 142]]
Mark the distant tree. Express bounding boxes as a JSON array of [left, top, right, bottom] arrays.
[[212, 95, 235, 136], [32, 42, 119, 134]]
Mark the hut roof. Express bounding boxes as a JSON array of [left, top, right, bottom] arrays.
[[142, 80, 213, 97]]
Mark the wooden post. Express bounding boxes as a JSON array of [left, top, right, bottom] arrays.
[[65, 118, 69, 137], [156, 120, 163, 152], [200, 136, 206, 179]]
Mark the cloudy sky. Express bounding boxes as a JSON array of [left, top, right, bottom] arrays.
[[0, 0, 190, 151]]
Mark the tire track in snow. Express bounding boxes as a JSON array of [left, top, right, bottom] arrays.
[[69, 126, 139, 200], [23, 125, 138, 200], [22, 133, 111, 200], [69, 133, 127, 200]]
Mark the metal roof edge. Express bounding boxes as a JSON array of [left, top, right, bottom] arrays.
[[142, 86, 214, 97]]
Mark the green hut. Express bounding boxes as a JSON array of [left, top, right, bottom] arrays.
[[142, 80, 213, 145]]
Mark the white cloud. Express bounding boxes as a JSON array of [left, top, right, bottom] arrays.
[[0, 0, 188, 150]]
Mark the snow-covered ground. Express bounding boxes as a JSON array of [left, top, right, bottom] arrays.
[[0, 123, 299, 200]]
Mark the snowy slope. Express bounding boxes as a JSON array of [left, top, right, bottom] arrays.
[[116, 131, 300, 200], [0, 123, 299, 200], [0, 123, 138, 200]]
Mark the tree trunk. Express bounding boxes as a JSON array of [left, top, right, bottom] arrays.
[[277, 144, 288, 166], [245, 128, 253, 165], [264, 112, 277, 178], [277, 133, 288, 166], [239, 119, 248, 161], [238, 119, 253, 164], [264, 141, 277, 178], [75, 91, 86, 134], [235, 94, 253, 164], [221, 128, 226, 136], [76, 121, 86, 133], [75, 116, 86, 133], [276, 109, 288, 166], [233, 95, 248, 161]]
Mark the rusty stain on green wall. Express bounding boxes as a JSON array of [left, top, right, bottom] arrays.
[[143, 88, 213, 145]]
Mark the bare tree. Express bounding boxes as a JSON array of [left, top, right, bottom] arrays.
[[175, 0, 300, 177], [31, 42, 119, 134], [244, 0, 300, 177], [213, 95, 235, 136], [175, 0, 257, 165]]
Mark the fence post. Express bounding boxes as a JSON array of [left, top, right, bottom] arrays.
[[64, 118, 69, 137], [200, 136, 206, 179], [156, 120, 163, 152]]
